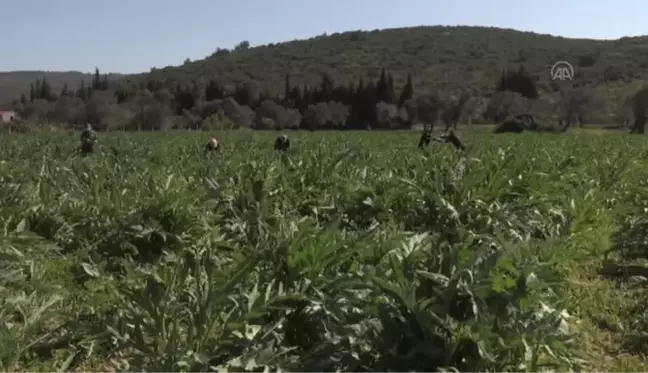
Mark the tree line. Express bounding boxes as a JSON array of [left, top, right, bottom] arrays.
[[6, 63, 616, 133]]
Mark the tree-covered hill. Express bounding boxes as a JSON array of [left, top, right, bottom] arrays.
[[5, 26, 648, 103], [4, 25, 648, 132], [136, 25, 648, 96]]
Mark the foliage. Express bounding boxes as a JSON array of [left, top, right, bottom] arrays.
[[1, 130, 647, 371], [140, 26, 648, 100], [4, 26, 648, 130], [496, 66, 538, 100], [0, 71, 123, 106]]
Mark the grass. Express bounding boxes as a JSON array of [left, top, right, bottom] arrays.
[[0, 129, 647, 372]]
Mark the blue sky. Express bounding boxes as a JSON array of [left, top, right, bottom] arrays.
[[1, 0, 645, 74]]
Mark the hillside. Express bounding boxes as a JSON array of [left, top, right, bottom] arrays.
[[0, 70, 123, 105], [138, 25, 648, 96], [5, 26, 648, 104], [5, 25, 648, 131]]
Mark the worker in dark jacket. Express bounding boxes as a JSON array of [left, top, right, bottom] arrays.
[[80, 123, 98, 155], [275, 134, 290, 151], [418, 129, 432, 149]]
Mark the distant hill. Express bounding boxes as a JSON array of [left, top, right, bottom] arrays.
[[0, 70, 124, 105], [135, 25, 648, 98], [5, 25, 648, 131], [4, 26, 648, 104]]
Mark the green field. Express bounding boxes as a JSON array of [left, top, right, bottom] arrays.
[[1, 130, 647, 372]]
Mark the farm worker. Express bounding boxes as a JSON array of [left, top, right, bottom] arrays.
[[418, 129, 432, 149], [80, 123, 98, 155], [274, 134, 290, 151], [419, 129, 466, 152], [435, 130, 466, 152], [205, 137, 220, 152]]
